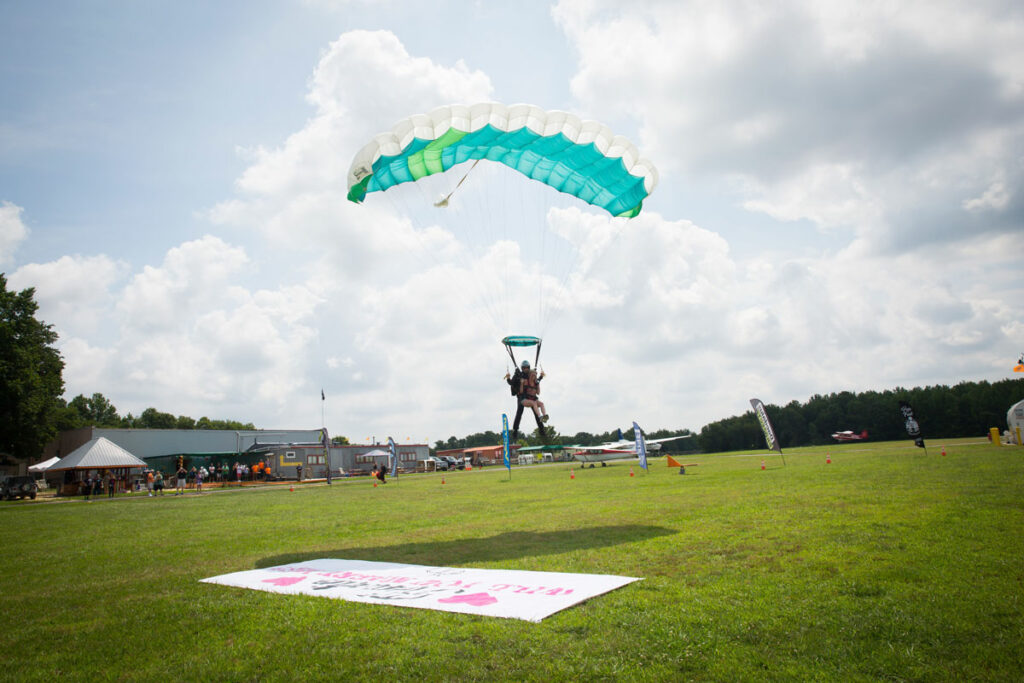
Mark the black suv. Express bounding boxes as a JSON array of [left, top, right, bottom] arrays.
[[1, 475, 38, 501], [440, 455, 464, 470]]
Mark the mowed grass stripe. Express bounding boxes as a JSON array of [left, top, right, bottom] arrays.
[[0, 440, 1021, 681]]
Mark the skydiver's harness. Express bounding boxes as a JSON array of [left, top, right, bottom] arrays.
[[520, 371, 540, 401], [505, 341, 542, 402]]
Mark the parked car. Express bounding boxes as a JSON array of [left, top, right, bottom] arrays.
[[440, 455, 463, 470], [423, 456, 448, 471], [1, 475, 38, 500]]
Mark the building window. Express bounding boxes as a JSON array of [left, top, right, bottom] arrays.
[[285, 451, 296, 460], [308, 455, 325, 465]]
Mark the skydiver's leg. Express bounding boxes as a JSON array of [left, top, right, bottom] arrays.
[[513, 402, 525, 433], [521, 398, 540, 422], [533, 409, 548, 440], [523, 397, 548, 422], [512, 403, 528, 440]]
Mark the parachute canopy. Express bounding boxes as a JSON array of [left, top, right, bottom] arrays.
[[347, 103, 658, 218], [502, 335, 542, 368], [502, 335, 542, 348]]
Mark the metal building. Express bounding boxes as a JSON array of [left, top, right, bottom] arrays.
[[43, 426, 327, 475], [258, 442, 431, 479]]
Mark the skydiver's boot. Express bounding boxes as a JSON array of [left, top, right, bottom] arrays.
[[533, 410, 548, 442]]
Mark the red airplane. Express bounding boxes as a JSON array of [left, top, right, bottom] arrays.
[[831, 429, 869, 442]]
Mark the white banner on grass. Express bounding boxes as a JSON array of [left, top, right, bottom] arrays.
[[202, 559, 640, 622]]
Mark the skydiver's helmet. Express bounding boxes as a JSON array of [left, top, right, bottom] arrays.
[[521, 360, 530, 370]]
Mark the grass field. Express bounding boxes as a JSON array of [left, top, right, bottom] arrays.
[[1, 439, 1022, 682]]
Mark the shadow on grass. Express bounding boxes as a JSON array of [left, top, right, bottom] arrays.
[[256, 524, 676, 568]]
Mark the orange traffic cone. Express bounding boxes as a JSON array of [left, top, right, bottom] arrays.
[[373, 481, 378, 488], [570, 469, 575, 480], [629, 467, 635, 477], [441, 477, 445, 485], [941, 446, 946, 456], [760, 459, 765, 470], [826, 453, 831, 464], [289, 486, 294, 492]]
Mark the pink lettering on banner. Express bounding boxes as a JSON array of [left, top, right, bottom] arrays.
[[262, 576, 307, 587], [438, 592, 498, 607]]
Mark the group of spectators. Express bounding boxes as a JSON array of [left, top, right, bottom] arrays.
[[79, 471, 121, 500], [77, 460, 285, 500], [138, 461, 278, 496]]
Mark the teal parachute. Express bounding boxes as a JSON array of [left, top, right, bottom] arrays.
[[347, 103, 658, 218], [502, 334, 542, 368], [346, 102, 658, 343]]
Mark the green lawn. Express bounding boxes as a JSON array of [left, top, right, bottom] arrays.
[[1, 439, 1022, 682]]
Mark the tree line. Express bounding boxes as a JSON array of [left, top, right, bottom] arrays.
[[60, 392, 255, 432], [697, 378, 1024, 453]]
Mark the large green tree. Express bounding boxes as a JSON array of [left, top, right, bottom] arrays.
[[0, 274, 65, 460], [68, 392, 120, 426]]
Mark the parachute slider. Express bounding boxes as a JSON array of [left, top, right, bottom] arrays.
[[434, 159, 481, 208]]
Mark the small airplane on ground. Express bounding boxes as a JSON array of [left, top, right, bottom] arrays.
[[831, 429, 869, 442], [569, 431, 695, 467], [515, 427, 694, 467]]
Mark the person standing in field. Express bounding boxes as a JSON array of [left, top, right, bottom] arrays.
[[146, 470, 154, 497], [176, 464, 187, 495], [154, 471, 164, 495]]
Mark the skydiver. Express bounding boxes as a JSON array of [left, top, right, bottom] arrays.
[[505, 359, 548, 439], [505, 362, 526, 439]]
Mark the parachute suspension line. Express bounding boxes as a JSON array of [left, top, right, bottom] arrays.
[[533, 183, 571, 339], [543, 213, 633, 334], [378, 174, 496, 335], [460, 161, 509, 334]]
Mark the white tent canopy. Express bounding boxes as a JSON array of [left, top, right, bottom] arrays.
[[28, 456, 61, 473], [49, 437, 147, 471]]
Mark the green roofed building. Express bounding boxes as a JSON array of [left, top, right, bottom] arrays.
[[43, 426, 327, 476]]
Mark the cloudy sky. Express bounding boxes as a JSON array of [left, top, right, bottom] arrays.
[[2, 1, 1021, 444]]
